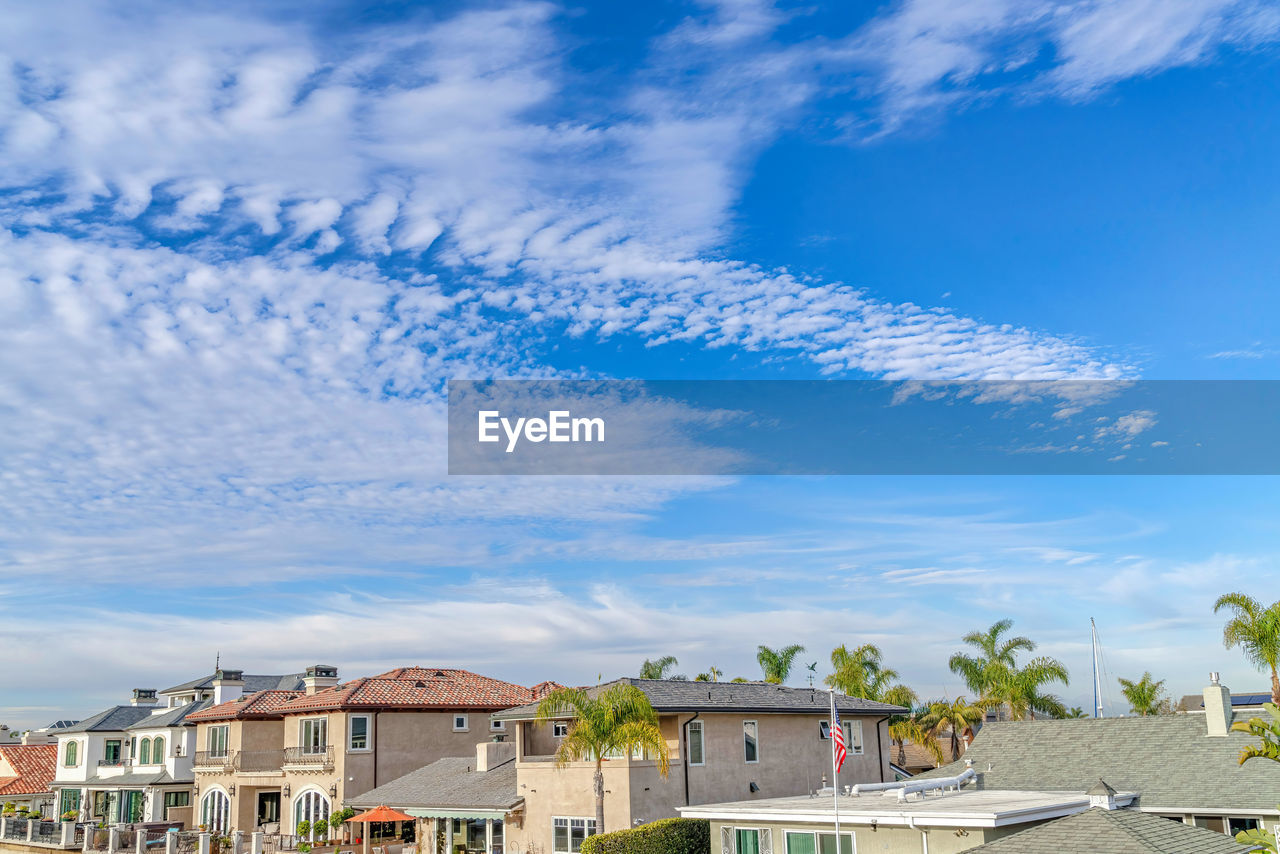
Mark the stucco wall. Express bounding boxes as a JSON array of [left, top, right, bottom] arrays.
[[707, 817, 1026, 854]]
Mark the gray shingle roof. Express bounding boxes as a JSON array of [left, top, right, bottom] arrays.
[[160, 673, 306, 695], [493, 679, 905, 720], [965, 807, 1260, 853], [58, 770, 182, 788], [125, 699, 213, 731], [915, 713, 1280, 811], [60, 706, 156, 733], [345, 757, 519, 811]]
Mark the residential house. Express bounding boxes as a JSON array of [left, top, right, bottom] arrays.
[[1177, 687, 1274, 714], [348, 678, 906, 854], [189, 666, 541, 836], [684, 778, 1260, 854], [0, 744, 57, 816], [160, 672, 307, 709], [913, 676, 1280, 839]]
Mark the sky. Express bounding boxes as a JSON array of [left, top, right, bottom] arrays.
[[2, 0, 1279, 728]]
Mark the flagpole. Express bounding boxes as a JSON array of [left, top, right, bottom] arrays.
[[829, 689, 841, 851]]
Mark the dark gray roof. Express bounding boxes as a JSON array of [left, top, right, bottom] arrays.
[[493, 679, 905, 720], [60, 706, 156, 733], [345, 757, 519, 811], [965, 807, 1258, 853], [125, 700, 213, 731], [916, 713, 1280, 812], [1178, 691, 1272, 711], [160, 673, 306, 695]]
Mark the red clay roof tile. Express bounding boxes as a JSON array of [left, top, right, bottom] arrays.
[[0, 745, 56, 796]]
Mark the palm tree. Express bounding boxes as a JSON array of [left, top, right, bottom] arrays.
[[826, 644, 901, 700], [708, 666, 721, 682], [534, 684, 671, 833], [888, 707, 944, 768], [1118, 672, 1168, 716], [1233, 702, 1280, 765], [757, 644, 805, 684], [1214, 593, 1280, 704], [949, 620, 1069, 720], [639, 656, 682, 681], [1065, 706, 1088, 718], [922, 697, 987, 763]]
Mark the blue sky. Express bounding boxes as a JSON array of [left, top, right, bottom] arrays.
[[2, 0, 1279, 726]]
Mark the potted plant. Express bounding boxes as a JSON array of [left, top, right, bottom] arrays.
[[61, 810, 78, 823], [296, 820, 311, 839]]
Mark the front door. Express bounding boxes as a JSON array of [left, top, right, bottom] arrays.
[[257, 793, 280, 826]]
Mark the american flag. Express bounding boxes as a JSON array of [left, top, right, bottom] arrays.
[[831, 704, 846, 773]]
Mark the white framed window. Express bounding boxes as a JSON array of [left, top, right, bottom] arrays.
[[846, 720, 863, 755], [300, 717, 327, 754], [453, 714, 469, 732], [207, 726, 229, 758], [200, 790, 231, 834], [552, 817, 597, 853], [687, 720, 704, 766], [734, 828, 762, 854], [294, 790, 331, 838], [785, 832, 853, 854], [743, 720, 759, 763], [348, 715, 370, 751], [490, 719, 506, 732], [553, 722, 569, 738]]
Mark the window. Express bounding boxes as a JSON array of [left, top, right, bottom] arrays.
[[687, 720, 704, 766], [294, 791, 331, 837], [300, 718, 327, 754], [164, 792, 190, 811], [64, 741, 78, 767], [490, 718, 505, 732], [846, 720, 863, 755], [743, 720, 759, 763], [553, 722, 569, 738], [453, 714, 469, 732], [349, 716, 370, 751], [207, 725, 229, 758], [104, 740, 122, 764], [153, 736, 166, 761], [60, 789, 81, 816], [552, 818, 597, 853], [785, 832, 815, 854], [735, 829, 760, 854], [200, 790, 231, 834], [140, 738, 151, 765], [1228, 818, 1261, 835], [817, 833, 854, 854]]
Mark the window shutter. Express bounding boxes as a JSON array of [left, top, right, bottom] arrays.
[[759, 829, 773, 854], [721, 826, 734, 854]]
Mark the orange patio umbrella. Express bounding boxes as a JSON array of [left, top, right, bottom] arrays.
[[348, 806, 415, 824]]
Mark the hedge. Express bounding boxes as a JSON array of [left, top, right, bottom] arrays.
[[580, 818, 710, 854]]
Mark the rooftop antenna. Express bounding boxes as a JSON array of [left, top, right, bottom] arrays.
[[1091, 619, 1104, 719]]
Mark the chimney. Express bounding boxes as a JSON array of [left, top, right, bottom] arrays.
[[131, 689, 158, 707], [213, 669, 245, 705], [1204, 672, 1233, 737], [1087, 779, 1118, 811], [475, 740, 516, 773], [304, 665, 339, 695]]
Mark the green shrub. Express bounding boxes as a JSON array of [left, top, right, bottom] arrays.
[[580, 818, 709, 854], [297, 820, 311, 837]]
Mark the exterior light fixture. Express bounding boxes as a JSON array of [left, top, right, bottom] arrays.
[[228, 785, 236, 796], [282, 785, 291, 797], [329, 783, 338, 798]]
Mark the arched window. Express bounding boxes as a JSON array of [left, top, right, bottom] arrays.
[[294, 791, 330, 838], [200, 790, 231, 834], [139, 738, 151, 765], [65, 741, 78, 767], [152, 737, 165, 763]]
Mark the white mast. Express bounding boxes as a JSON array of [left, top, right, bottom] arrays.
[[1091, 618, 1104, 719]]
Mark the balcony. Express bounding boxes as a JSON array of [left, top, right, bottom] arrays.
[[234, 750, 285, 773], [194, 751, 233, 771], [96, 758, 131, 768], [283, 746, 334, 770]]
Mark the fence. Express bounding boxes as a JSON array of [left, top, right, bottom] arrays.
[[261, 834, 302, 854], [173, 832, 201, 854], [33, 821, 61, 844], [142, 831, 169, 851], [4, 819, 30, 840]]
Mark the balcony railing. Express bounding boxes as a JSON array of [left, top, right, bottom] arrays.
[[97, 758, 131, 768], [234, 750, 285, 773], [194, 751, 233, 769], [283, 746, 334, 768]]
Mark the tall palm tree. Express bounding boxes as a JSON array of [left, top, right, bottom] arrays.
[[1118, 672, 1168, 716], [948, 619, 1035, 697], [826, 644, 902, 700], [888, 707, 944, 768], [922, 697, 987, 763], [1065, 706, 1088, 718], [534, 684, 671, 833], [998, 658, 1070, 720], [639, 656, 682, 680], [1214, 593, 1280, 704], [949, 620, 1069, 720], [757, 644, 805, 684]]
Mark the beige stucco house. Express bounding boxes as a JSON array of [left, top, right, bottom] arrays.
[[347, 679, 906, 854], [189, 666, 544, 836]]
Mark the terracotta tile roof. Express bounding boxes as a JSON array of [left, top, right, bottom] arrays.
[[0, 745, 56, 795], [530, 681, 565, 699], [277, 668, 537, 713], [186, 690, 303, 723]]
